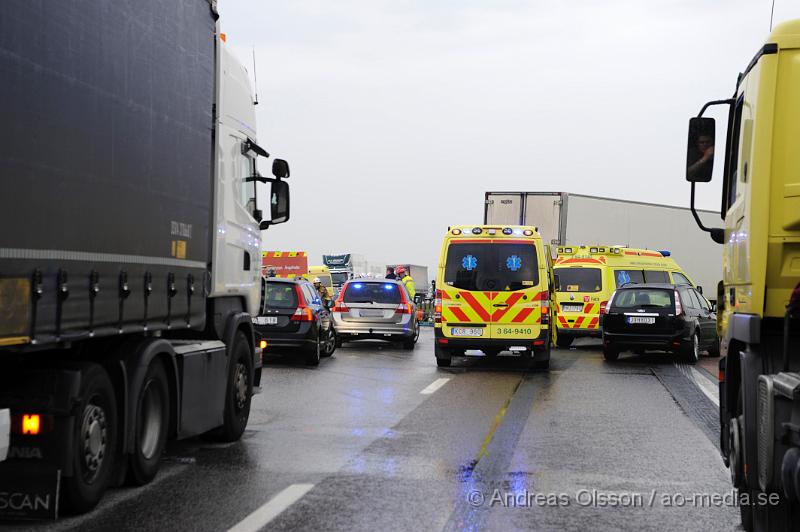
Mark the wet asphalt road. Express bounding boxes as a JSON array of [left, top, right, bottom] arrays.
[[6, 328, 740, 531]]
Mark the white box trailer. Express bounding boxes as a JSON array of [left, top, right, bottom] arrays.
[[484, 192, 722, 297]]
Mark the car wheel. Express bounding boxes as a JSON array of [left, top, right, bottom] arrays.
[[305, 336, 321, 366], [403, 338, 415, 350], [435, 344, 451, 367], [413, 323, 420, 343], [321, 327, 336, 357], [602, 344, 619, 361], [556, 335, 574, 348], [683, 332, 700, 364], [128, 359, 170, 486], [61, 364, 118, 514], [708, 338, 720, 357]]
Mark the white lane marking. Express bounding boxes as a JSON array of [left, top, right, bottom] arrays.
[[228, 483, 314, 532], [691, 367, 720, 407], [420, 377, 451, 395], [676, 363, 719, 407]]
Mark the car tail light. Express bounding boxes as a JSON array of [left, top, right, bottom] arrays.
[[674, 290, 684, 316], [434, 290, 442, 323], [290, 285, 315, 322], [332, 300, 348, 312], [396, 303, 413, 315], [600, 300, 609, 314], [540, 299, 550, 324]]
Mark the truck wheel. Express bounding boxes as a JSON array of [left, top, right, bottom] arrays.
[[682, 332, 700, 364], [305, 337, 321, 366], [321, 327, 336, 357], [556, 335, 574, 348], [214, 332, 253, 442], [62, 364, 118, 514], [602, 344, 619, 361], [128, 359, 169, 486]]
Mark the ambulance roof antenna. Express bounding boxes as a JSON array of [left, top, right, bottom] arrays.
[[252, 47, 259, 105], [770, 0, 776, 31]]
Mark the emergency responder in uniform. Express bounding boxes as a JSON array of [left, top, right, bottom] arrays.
[[396, 266, 415, 299], [313, 277, 332, 306]]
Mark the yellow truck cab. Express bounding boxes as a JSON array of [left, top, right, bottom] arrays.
[[433, 225, 553, 368], [308, 265, 336, 298], [684, 20, 800, 530], [553, 245, 699, 347]]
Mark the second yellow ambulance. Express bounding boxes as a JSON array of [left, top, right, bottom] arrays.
[[552, 245, 698, 347]]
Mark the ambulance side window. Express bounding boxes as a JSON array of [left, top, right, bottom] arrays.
[[643, 270, 669, 283], [672, 272, 692, 286], [614, 269, 644, 287]]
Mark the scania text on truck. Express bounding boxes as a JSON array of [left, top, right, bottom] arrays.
[[685, 20, 800, 531], [0, 0, 290, 518]]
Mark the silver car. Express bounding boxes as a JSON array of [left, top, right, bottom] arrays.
[[331, 279, 420, 350]]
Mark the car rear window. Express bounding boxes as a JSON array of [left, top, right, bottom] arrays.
[[444, 242, 539, 292], [264, 282, 298, 309], [554, 267, 601, 292], [343, 282, 402, 304], [611, 289, 674, 309], [614, 269, 670, 287]]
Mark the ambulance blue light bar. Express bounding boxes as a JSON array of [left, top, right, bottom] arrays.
[[658, 250, 671, 257]]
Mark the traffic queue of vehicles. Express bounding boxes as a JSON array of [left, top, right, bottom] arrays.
[[432, 225, 718, 369], [683, 20, 800, 532], [0, 0, 291, 519]]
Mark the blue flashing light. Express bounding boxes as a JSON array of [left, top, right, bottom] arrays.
[[513, 229, 523, 236], [658, 250, 671, 257], [384, 284, 396, 290], [353, 283, 364, 289]]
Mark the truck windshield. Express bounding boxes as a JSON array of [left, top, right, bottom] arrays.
[[611, 289, 673, 309], [554, 267, 602, 292], [343, 282, 402, 304], [444, 242, 538, 292], [331, 272, 349, 286]]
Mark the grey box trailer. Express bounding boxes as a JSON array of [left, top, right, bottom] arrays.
[[0, 0, 290, 516], [484, 192, 722, 297]]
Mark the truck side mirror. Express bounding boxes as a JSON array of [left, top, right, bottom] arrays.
[[272, 159, 290, 179], [259, 179, 290, 230], [697, 285, 703, 295], [686, 117, 716, 183]]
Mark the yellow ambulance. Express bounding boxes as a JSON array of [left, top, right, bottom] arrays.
[[552, 245, 698, 347], [308, 265, 336, 298], [434, 225, 554, 368]]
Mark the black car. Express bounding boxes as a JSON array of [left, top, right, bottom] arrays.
[[254, 277, 336, 366], [601, 283, 718, 363]]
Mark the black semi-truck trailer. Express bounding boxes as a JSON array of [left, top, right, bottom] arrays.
[[0, 0, 290, 518]]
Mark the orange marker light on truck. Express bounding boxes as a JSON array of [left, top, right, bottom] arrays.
[[259, 339, 267, 350], [22, 414, 40, 435]]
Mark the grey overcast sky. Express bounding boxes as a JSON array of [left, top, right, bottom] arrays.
[[218, 0, 799, 273]]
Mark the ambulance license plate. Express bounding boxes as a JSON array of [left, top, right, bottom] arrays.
[[253, 316, 278, 325], [451, 327, 483, 337], [561, 304, 583, 312], [627, 316, 655, 325]]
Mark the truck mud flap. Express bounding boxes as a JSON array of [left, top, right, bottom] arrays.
[[0, 462, 60, 520]]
